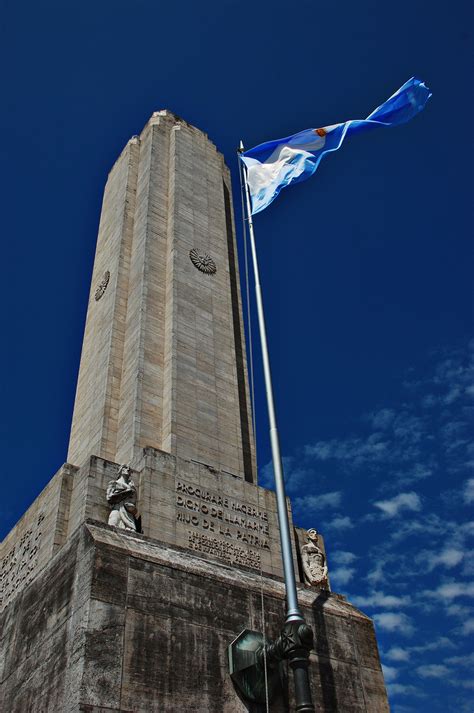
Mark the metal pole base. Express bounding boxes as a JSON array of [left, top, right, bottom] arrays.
[[228, 623, 315, 712], [228, 629, 282, 705], [290, 657, 315, 713]]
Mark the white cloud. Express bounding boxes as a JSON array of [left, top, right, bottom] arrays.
[[445, 652, 474, 667], [331, 550, 357, 565], [397, 462, 433, 484], [460, 618, 474, 636], [370, 408, 396, 430], [425, 581, 474, 600], [324, 515, 354, 531], [446, 603, 471, 618], [374, 491, 421, 518], [411, 637, 455, 653], [304, 435, 390, 465], [464, 478, 474, 505], [417, 546, 464, 572], [382, 664, 398, 682], [392, 705, 417, 713], [435, 548, 464, 568], [384, 637, 455, 664], [293, 491, 342, 513], [385, 646, 410, 662], [373, 612, 414, 636], [330, 566, 355, 586], [366, 554, 394, 586], [260, 456, 315, 495], [387, 683, 422, 697], [352, 591, 411, 609], [416, 664, 450, 678]]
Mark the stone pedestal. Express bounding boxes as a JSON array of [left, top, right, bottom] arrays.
[[0, 521, 388, 713]]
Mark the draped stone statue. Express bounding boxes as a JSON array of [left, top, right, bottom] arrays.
[[301, 529, 328, 588], [106, 464, 139, 531]]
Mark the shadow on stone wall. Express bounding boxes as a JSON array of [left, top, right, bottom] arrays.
[[312, 590, 337, 711]]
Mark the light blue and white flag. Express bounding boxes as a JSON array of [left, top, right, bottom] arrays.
[[241, 77, 431, 215]]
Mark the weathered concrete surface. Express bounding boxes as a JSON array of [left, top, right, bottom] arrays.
[[0, 522, 388, 712]]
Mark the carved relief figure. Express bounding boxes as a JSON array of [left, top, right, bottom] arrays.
[[106, 464, 139, 531], [301, 529, 328, 588]]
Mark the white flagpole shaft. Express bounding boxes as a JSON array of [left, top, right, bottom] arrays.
[[240, 151, 303, 624]]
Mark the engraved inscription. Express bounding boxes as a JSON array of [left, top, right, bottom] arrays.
[[0, 512, 45, 608], [188, 531, 261, 569], [175, 480, 269, 569]]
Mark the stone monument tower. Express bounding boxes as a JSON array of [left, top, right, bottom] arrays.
[[0, 112, 389, 712]]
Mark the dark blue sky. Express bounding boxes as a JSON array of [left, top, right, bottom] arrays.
[[1, 1, 472, 709]]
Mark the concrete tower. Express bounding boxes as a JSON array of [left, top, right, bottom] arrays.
[[0, 113, 389, 713], [68, 111, 255, 482]]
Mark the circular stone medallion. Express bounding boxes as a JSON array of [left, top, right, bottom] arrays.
[[189, 248, 217, 275]]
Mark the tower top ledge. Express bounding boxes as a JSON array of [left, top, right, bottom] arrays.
[[107, 109, 228, 180]]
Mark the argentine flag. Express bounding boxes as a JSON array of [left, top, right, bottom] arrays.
[[241, 77, 431, 215]]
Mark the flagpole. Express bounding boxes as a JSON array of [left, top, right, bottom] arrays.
[[236, 143, 315, 713], [238, 143, 303, 625]]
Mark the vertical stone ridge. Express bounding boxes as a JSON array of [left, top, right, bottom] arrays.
[[68, 138, 140, 466], [222, 175, 255, 482], [101, 138, 140, 459], [116, 124, 155, 463], [52, 465, 76, 554], [161, 123, 179, 455], [116, 117, 172, 464]]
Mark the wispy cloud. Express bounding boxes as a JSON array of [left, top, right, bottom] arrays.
[[330, 566, 355, 586], [425, 581, 474, 600], [415, 546, 464, 572], [445, 652, 474, 667], [373, 612, 414, 636], [464, 478, 474, 505], [293, 491, 342, 515], [352, 591, 411, 609], [323, 515, 354, 531], [385, 646, 411, 662], [382, 664, 399, 683], [373, 491, 422, 518], [331, 550, 357, 565], [257, 343, 473, 711], [459, 618, 474, 636], [416, 664, 450, 678], [386, 683, 423, 697], [260, 456, 315, 495], [384, 637, 455, 663]]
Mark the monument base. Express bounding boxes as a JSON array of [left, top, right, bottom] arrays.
[[0, 521, 388, 712]]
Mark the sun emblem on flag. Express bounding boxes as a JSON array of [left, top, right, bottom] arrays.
[[189, 248, 217, 275], [314, 128, 327, 137]]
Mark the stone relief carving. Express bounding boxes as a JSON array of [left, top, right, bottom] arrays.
[[94, 270, 110, 301], [189, 248, 217, 275], [0, 512, 45, 609], [106, 464, 140, 531], [301, 528, 329, 588]]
